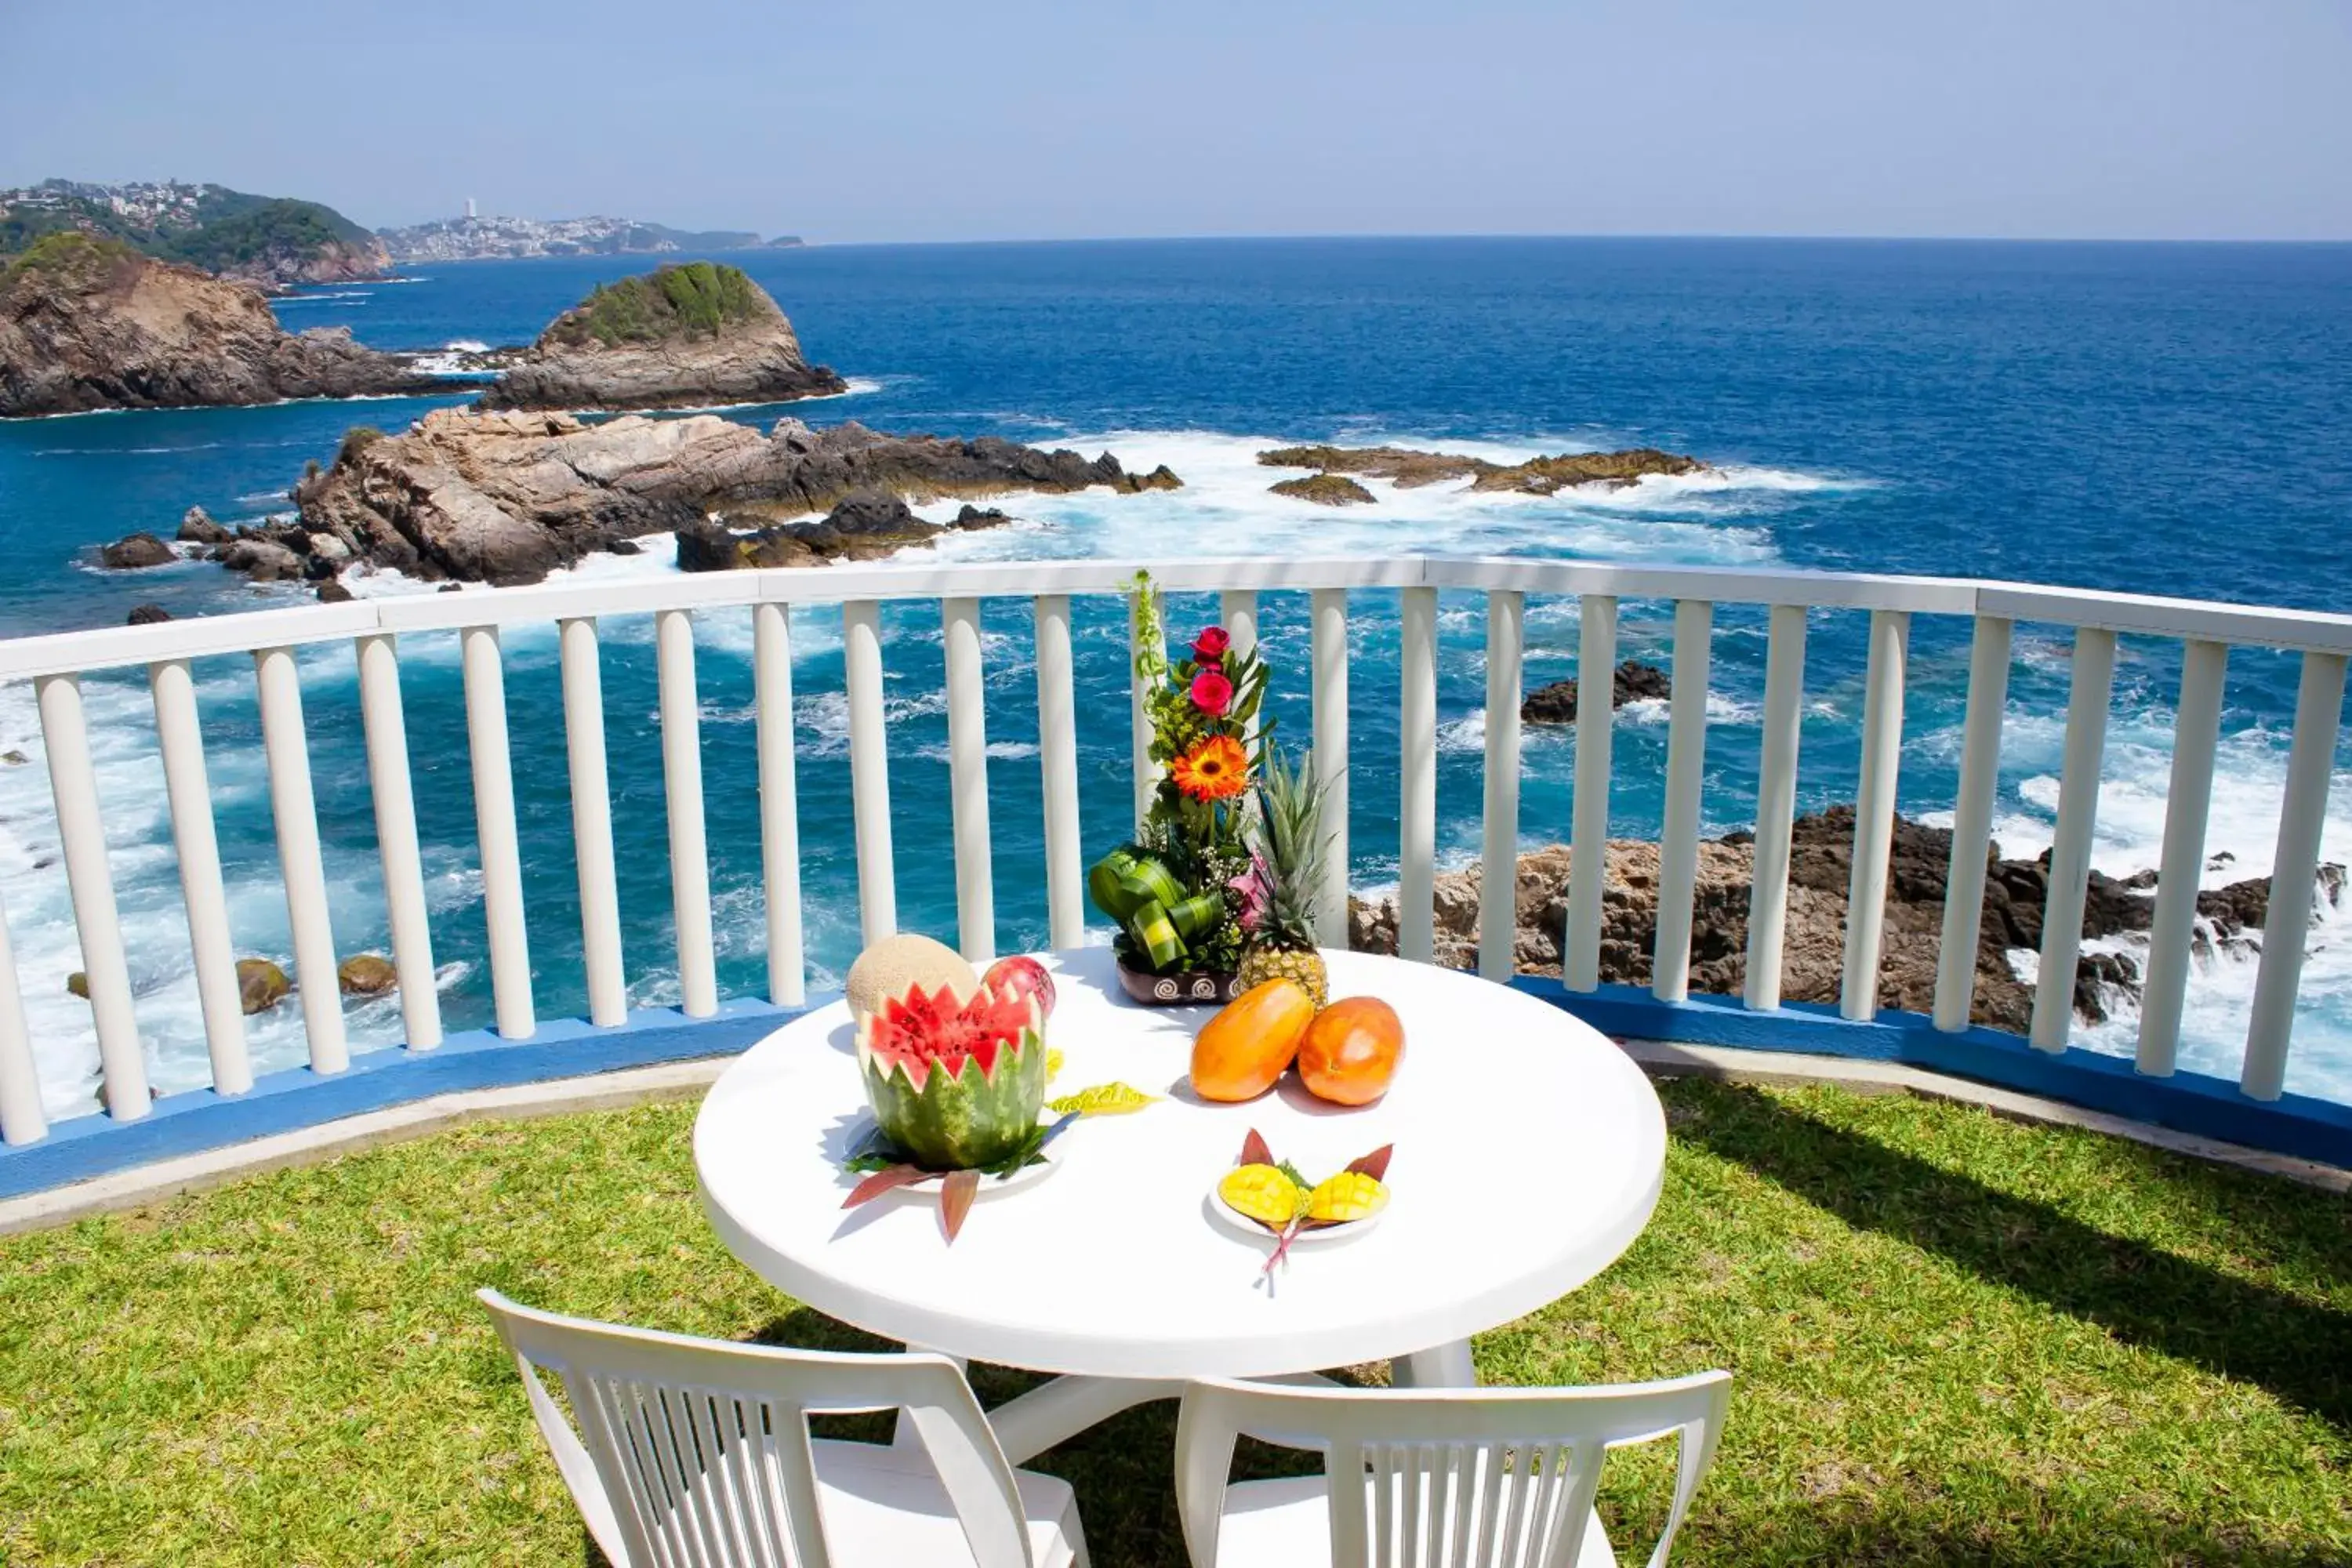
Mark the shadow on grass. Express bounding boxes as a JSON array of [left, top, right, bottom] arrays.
[[1672, 1080, 2352, 1432]]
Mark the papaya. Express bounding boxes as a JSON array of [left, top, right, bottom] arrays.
[[1296, 996, 1404, 1106], [1190, 979, 1315, 1102]]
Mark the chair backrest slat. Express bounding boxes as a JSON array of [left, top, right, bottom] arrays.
[[480, 1290, 1034, 1568], [1177, 1372, 1733, 1568]]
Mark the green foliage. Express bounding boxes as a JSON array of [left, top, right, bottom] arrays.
[[1, 1086, 2346, 1564], [334, 426, 385, 468], [550, 261, 766, 347], [0, 183, 372, 274], [0, 230, 132, 288]]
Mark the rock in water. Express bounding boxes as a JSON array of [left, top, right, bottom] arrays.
[[1271, 474, 1377, 506], [1521, 661, 1672, 723], [480, 261, 849, 412], [0, 234, 449, 417], [178, 506, 231, 545], [236, 958, 290, 1014], [289, 409, 1180, 586], [1258, 442, 1705, 495], [100, 532, 175, 569], [337, 953, 397, 996], [126, 604, 172, 625]]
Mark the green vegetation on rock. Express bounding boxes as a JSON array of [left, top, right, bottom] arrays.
[[0, 231, 135, 289], [550, 261, 768, 347]]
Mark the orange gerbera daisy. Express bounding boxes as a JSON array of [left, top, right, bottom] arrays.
[[1171, 734, 1250, 801]]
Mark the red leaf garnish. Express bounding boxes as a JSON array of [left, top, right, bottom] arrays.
[[844, 1164, 931, 1208], [939, 1168, 981, 1243], [1345, 1144, 1394, 1183], [1239, 1128, 1273, 1167]]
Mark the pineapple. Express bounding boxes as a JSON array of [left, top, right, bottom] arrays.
[[1235, 746, 1331, 1009]]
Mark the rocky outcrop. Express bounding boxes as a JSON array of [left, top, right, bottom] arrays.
[[678, 496, 1011, 572], [1521, 661, 1671, 723], [221, 235, 390, 292], [0, 234, 450, 417], [99, 532, 174, 569], [337, 954, 397, 996], [235, 958, 289, 1014], [479, 262, 849, 412], [274, 408, 1182, 587], [1272, 474, 1376, 506], [1349, 808, 2344, 1032], [1258, 443, 1706, 496], [125, 604, 172, 625], [177, 506, 231, 545]]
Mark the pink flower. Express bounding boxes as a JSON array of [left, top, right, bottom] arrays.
[[1190, 668, 1234, 716], [1229, 855, 1270, 932], [1192, 626, 1232, 662]]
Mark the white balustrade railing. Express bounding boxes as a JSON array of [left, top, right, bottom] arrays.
[[4, 554, 2352, 1152]]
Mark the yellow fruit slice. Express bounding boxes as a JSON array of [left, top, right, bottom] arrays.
[[1218, 1163, 1305, 1227], [1306, 1171, 1388, 1225], [1047, 1081, 1156, 1116]]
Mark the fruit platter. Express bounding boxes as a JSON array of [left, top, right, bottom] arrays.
[[1213, 1130, 1394, 1274]]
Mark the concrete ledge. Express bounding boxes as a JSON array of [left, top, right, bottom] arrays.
[[1619, 1038, 2352, 1193], [5, 1027, 2343, 1240], [1519, 978, 2352, 1171]]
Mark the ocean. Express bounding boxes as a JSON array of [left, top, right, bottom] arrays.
[[2, 237, 2350, 1120]]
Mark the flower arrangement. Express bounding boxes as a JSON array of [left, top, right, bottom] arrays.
[[1089, 572, 1271, 981]]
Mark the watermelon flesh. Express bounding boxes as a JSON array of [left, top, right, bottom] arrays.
[[857, 982, 1046, 1170]]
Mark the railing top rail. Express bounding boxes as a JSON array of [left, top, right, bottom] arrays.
[[7, 553, 2352, 681]]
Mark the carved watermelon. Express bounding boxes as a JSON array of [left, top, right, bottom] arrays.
[[856, 980, 1046, 1170]]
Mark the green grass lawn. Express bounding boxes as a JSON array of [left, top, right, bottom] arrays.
[[2, 1078, 2347, 1566]]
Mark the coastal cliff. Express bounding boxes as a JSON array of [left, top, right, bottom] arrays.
[[479, 261, 848, 412], [249, 408, 1181, 586], [0, 234, 443, 417]]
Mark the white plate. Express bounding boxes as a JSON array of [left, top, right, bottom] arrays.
[[1205, 1181, 1385, 1247]]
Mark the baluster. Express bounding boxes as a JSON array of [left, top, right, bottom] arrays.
[[149, 657, 249, 1092], [942, 597, 996, 964], [2242, 650, 2347, 1099], [753, 603, 804, 1007], [1564, 593, 1618, 992], [253, 647, 348, 1073], [2027, 626, 2116, 1051], [842, 600, 897, 945], [656, 608, 717, 1018], [2136, 638, 2227, 1073], [1933, 615, 2013, 1031], [1479, 590, 1524, 981], [1312, 587, 1351, 947], [1744, 604, 1809, 1008], [1398, 586, 1438, 963], [460, 625, 534, 1040], [0, 877, 45, 1145], [1653, 599, 1713, 1002], [37, 673, 147, 1116], [356, 634, 442, 1049], [1220, 590, 1258, 659], [1840, 610, 1910, 1022], [558, 619, 627, 1026], [1033, 597, 1083, 951], [1129, 579, 1163, 831]]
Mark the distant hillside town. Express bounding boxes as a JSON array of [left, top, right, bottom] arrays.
[[1, 178, 798, 287], [379, 205, 802, 263]]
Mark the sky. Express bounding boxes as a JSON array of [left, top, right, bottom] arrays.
[[3, 0, 2348, 243]]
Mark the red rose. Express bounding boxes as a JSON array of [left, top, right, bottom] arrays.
[[1190, 668, 1234, 717], [1192, 626, 1232, 662]]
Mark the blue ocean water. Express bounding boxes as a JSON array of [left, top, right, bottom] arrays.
[[2, 238, 2350, 1117]]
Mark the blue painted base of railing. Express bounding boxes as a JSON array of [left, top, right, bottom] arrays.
[[1521, 979, 2352, 1171], [6, 978, 2347, 1205], [0, 996, 823, 1203]]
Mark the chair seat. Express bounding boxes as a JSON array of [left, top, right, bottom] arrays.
[[811, 1439, 1085, 1568], [1213, 1474, 1616, 1568]]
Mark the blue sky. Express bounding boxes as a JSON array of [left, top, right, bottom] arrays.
[[4, 0, 2347, 242]]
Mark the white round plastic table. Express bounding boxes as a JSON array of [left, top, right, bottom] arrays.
[[695, 947, 1664, 1464]]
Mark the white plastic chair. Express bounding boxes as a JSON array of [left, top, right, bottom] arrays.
[[478, 1289, 1088, 1568], [1175, 1371, 1732, 1568]]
